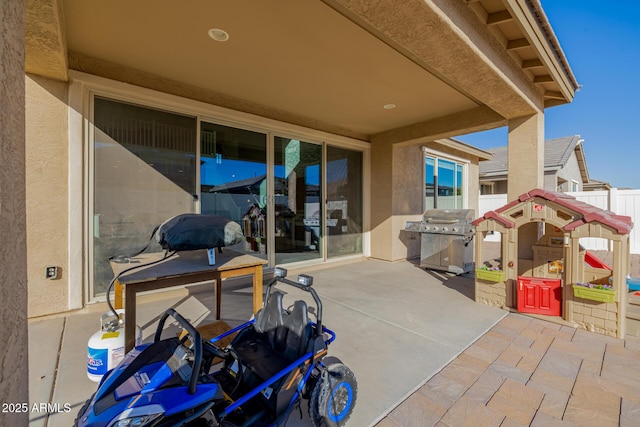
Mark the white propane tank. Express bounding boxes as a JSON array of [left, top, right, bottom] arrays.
[[87, 309, 141, 382]]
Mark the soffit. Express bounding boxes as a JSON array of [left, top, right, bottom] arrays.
[[466, 0, 579, 107], [26, 0, 578, 142], [61, 0, 477, 138]]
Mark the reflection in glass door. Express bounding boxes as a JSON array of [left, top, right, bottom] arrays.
[[326, 146, 363, 258], [200, 122, 267, 259], [92, 97, 197, 296], [274, 137, 322, 265]]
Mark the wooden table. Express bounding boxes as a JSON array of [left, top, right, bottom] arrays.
[[110, 249, 266, 351]]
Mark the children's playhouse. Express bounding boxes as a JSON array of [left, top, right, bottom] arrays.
[[473, 189, 634, 338]]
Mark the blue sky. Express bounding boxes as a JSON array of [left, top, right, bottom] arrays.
[[457, 1, 640, 189]]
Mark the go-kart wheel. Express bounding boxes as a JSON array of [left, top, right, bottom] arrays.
[[309, 363, 357, 427]]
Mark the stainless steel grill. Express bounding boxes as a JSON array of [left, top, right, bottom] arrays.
[[405, 209, 475, 274]]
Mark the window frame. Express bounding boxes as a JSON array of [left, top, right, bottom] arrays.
[[422, 147, 469, 210]]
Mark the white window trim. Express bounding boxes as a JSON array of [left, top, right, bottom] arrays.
[[571, 179, 580, 192]]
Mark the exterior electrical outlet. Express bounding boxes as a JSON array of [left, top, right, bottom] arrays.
[[46, 266, 59, 280]]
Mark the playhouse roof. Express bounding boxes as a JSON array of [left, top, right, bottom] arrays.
[[472, 189, 633, 235]]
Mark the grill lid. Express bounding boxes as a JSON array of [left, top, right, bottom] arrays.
[[422, 209, 474, 223], [405, 209, 475, 235]]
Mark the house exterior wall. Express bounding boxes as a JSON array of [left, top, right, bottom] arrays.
[[495, 180, 508, 194], [372, 141, 483, 262], [557, 154, 583, 192], [544, 170, 558, 192], [0, 0, 29, 423], [393, 145, 423, 260], [25, 74, 71, 317]]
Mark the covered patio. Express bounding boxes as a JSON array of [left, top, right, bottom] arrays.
[[29, 259, 505, 427]]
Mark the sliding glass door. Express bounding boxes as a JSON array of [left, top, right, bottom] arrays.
[[200, 122, 268, 258], [326, 146, 363, 258], [273, 137, 323, 265], [91, 98, 365, 298], [92, 97, 197, 296]]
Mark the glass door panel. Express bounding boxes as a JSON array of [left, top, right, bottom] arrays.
[[200, 122, 267, 258], [326, 146, 363, 258], [92, 97, 197, 296], [274, 137, 322, 264]]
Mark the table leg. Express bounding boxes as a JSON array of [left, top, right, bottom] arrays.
[[114, 279, 123, 310], [124, 286, 136, 352], [215, 274, 222, 320], [253, 264, 263, 314]]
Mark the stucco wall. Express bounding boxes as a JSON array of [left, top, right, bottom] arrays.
[[557, 154, 583, 191], [25, 74, 70, 317], [371, 140, 483, 262], [544, 170, 558, 192], [0, 0, 29, 424], [393, 145, 424, 260]]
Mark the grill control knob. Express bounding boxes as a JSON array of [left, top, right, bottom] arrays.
[[452, 227, 459, 233], [442, 227, 448, 232]]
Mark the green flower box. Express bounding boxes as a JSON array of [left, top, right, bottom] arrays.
[[476, 269, 505, 282], [572, 284, 615, 303]]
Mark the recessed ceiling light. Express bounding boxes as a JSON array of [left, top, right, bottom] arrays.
[[208, 28, 229, 42], [383, 104, 396, 110]]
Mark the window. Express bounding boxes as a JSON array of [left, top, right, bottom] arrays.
[[424, 151, 466, 209], [571, 180, 580, 192]]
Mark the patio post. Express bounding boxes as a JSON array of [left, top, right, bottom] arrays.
[[0, 0, 29, 425], [507, 113, 544, 200]]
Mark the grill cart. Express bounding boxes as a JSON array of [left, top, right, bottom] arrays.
[[405, 208, 475, 274]]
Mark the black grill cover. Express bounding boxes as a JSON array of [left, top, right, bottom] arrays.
[[155, 214, 244, 251]]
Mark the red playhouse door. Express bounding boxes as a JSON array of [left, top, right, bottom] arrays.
[[517, 276, 562, 316]]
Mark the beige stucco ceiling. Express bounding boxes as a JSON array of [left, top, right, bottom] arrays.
[[62, 0, 478, 138], [26, 0, 578, 142]]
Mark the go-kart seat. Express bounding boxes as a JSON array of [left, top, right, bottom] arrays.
[[282, 300, 312, 361], [232, 292, 291, 380], [231, 295, 313, 381], [254, 291, 285, 345]]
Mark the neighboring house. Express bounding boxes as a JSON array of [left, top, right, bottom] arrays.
[[583, 179, 613, 191], [19, 0, 579, 318], [479, 136, 590, 194]]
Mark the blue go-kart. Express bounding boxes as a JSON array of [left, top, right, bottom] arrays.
[[75, 267, 357, 427]]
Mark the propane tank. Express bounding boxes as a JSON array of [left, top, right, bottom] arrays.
[[87, 309, 141, 382]]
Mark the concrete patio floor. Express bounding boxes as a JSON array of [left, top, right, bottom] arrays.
[[28, 258, 506, 427]]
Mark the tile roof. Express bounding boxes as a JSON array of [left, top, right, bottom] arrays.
[[472, 188, 633, 235], [479, 135, 583, 177]]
